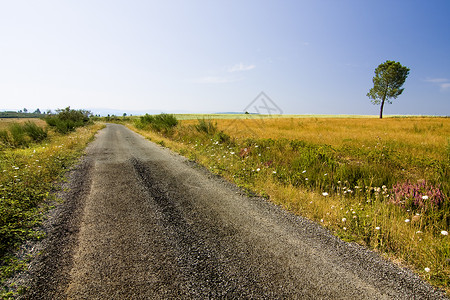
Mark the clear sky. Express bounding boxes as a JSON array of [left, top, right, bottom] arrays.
[[1, 0, 449, 115]]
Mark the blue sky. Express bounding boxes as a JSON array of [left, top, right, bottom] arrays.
[[1, 0, 449, 115]]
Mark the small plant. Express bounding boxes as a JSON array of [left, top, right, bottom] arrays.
[[22, 121, 47, 142], [214, 131, 231, 144], [391, 180, 445, 213], [195, 118, 217, 135]]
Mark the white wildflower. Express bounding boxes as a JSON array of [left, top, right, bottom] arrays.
[[405, 219, 410, 223], [322, 192, 329, 196], [422, 195, 429, 200], [424, 267, 430, 273], [375, 227, 380, 230], [441, 231, 449, 236], [342, 218, 347, 222]]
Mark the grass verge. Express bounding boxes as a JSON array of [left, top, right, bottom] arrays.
[[0, 122, 104, 298]]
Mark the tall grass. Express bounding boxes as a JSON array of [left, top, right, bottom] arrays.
[[128, 116, 450, 292], [0, 122, 47, 148]]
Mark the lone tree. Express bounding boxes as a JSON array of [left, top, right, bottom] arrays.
[[367, 60, 410, 119]]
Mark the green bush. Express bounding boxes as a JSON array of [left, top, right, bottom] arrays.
[[138, 113, 178, 133], [44, 107, 92, 134], [195, 118, 217, 135]]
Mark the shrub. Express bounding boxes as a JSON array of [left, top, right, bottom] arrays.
[[44, 107, 92, 134], [138, 113, 178, 133]]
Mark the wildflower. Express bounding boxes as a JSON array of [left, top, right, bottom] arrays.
[[322, 192, 329, 196], [342, 218, 347, 222], [256, 168, 260, 172], [320, 219, 324, 222], [405, 219, 410, 223], [375, 227, 380, 230], [272, 171, 277, 174], [424, 267, 430, 273], [302, 170, 306, 173], [422, 195, 429, 200], [305, 178, 308, 181], [441, 231, 449, 236], [324, 173, 328, 176], [416, 231, 422, 234], [343, 227, 347, 230]]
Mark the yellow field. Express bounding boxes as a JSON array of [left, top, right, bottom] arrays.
[[181, 117, 450, 161], [0, 118, 46, 129]]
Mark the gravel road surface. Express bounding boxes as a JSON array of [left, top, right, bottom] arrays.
[[21, 124, 446, 299]]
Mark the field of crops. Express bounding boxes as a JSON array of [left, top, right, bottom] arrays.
[[129, 115, 450, 291]]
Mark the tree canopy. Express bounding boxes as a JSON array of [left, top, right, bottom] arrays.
[[367, 60, 410, 118]]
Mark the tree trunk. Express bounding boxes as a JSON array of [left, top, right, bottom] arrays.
[[379, 91, 387, 119], [379, 99, 385, 119]]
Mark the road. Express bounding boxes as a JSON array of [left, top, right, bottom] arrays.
[[22, 124, 446, 299]]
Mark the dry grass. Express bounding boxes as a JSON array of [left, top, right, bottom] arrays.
[[183, 117, 449, 160], [0, 118, 46, 130]]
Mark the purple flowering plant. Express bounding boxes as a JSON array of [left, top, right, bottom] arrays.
[[391, 180, 445, 213]]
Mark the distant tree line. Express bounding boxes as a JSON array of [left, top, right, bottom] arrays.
[[0, 108, 45, 118]]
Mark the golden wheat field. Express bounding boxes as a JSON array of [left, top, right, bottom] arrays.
[[182, 117, 450, 161]]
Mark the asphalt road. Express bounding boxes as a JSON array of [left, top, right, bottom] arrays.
[[22, 124, 447, 299]]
